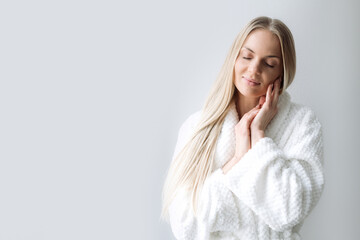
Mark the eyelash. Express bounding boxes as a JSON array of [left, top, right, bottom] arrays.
[[242, 57, 274, 68]]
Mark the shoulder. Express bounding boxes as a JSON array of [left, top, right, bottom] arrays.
[[283, 102, 323, 148], [172, 110, 202, 158], [179, 109, 202, 133], [270, 91, 323, 144], [268, 91, 321, 138], [288, 102, 322, 129], [282, 101, 324, 163], [175, 109, 202, 145], [278, 91, 321, 126]]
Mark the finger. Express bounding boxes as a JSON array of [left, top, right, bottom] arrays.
[[242, 108, 259, 121], [271, 77, 280, 95], [273, 78, 281, 105], [259, 95, 266, 107], [249, 107, 260, 116], [266, 83, 273, 106], [244, 109, 260, 128], [242, 106, 260, 120]]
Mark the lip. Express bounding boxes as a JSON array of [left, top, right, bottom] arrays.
[[243, 76, 260, 86]]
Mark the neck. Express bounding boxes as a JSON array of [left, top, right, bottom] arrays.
[[235, 92, 260, 119]]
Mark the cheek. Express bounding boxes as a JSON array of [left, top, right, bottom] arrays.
[[262, 69, 281, 84], [234, 60, 246, 74], [262, 75, 273, 85]]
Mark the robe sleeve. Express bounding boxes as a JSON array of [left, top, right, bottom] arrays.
[[223, 107, 325, 232], [168, 113, 243, 240]]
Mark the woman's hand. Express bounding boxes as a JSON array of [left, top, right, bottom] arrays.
[[250, 78, 281, 146], [222, 103, 261, 174], [222, 78, 280, 174], [233, 103, 261, 159]]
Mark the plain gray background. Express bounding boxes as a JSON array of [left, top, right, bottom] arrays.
[[0, 0, 359, 239]]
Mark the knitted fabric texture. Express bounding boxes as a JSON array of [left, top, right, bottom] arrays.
[[168, 91, 325, 240]]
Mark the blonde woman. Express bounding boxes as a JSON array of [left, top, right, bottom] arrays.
[[161, 16, 325, 240]]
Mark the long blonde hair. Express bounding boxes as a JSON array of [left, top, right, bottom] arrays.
[[161, 16, 296, 221]]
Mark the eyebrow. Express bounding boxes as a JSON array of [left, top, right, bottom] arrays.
[[243, 47, 281, 59]]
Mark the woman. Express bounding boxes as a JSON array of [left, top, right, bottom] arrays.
[[161, 16, 325, 240]]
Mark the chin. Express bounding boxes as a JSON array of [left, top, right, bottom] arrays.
[[237, 85, 265, 98]]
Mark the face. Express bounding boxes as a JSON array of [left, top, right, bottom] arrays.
[[233, 29, 283, 98]]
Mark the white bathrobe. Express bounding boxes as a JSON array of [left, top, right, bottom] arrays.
[[168, 91, 325, 240]]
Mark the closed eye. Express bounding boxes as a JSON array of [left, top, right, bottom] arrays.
[[243, 57, 251, 60], [265, 62, 274, 68]]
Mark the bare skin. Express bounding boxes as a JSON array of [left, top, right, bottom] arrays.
[[222, 29, 283, 174]]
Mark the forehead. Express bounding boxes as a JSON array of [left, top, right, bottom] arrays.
[[242, 29, 281, 56]]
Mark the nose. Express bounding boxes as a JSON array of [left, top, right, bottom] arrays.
[[248, 60, 261, 75]]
